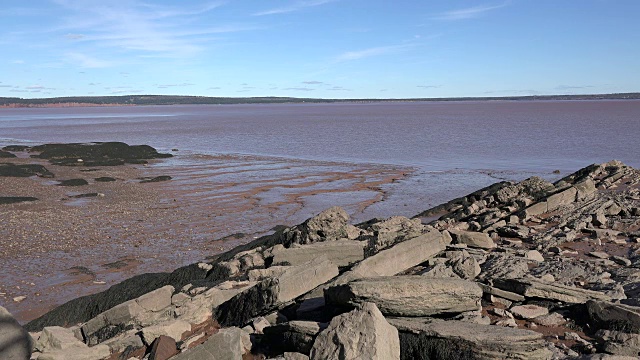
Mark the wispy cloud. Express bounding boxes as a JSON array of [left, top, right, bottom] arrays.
[[51, 0, 251, 59], [156, 83, 194, 88], [433, 2, 509, 20], [335, 44, 413, 62], [65, 52, 112, 68], [417, 85, 441, 89], [253, 0, 337, 16], [302, 80, 324, 85], [327, 86, 350, 91], [555, 85, 595, 90], [283, 87, 315, 91]]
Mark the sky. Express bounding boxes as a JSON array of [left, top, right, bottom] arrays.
[[0, 0, 639, 99]]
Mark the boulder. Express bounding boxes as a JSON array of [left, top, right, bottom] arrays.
[[586, 301, 640, 333], [310, 303, 400, 360], [284, 206, 353, 245], [449, 230, 496, 249], [31, 142, 172, 165], [175, 281, 256, 324], [493, 278, 611, 304], [389, 318, 552, 360], [325, 276, 482, 317], [336, 230, 451, 284], [271, 240, 365, 267], [0, 163, 54, 177], [595, 330, 640, 356], [479, 254, 530, 281], [148, 335, 179, 360], [446, 250, 481, 279], [163, 327, 249, 360], [36, 345, 111, 360], [0, 306, 33, 360], [141, 320, 191, 344], [365, 216, 425, 254], [510, 305, 549, 319], [35, 326, 83, 351]]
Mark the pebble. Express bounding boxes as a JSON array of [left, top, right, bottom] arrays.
[[588, 251, 610, 259], [13, 295, 27, 302]]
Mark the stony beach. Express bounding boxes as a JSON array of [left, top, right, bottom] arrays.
[[3, 143, 640, 359]]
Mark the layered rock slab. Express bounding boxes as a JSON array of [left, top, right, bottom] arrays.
[[325, 276, 482, 317]]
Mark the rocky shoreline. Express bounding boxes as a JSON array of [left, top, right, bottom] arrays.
[[3, 158, 640, 359]]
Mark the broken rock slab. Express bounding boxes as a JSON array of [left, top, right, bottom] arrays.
[[586, 300, 640, 334], [493, 277, 612, 304], [310, 303, 399, 360], [325, 276, 482, 317], [335, 230, 451, 284], [260, 321, 325, 356], [171, 327, 250, 360], [449, 230, 497, 249], [389, 318, 552, 360], [271, 240, 365, 267]]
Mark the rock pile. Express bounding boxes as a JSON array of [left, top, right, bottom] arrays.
[[6, 160, 640, 359]]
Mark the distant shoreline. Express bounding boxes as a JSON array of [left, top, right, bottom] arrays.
[[1, 92, 639, 108]]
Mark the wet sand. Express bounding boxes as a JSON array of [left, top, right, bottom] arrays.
[[0, 151, 410, 323]]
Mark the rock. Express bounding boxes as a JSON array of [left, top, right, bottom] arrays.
[[493, 277, 612, 303], [140, 175, 172, 183], [0, 150, 17, 157], [0, 305, 33, 360], [336, 230, 451, 283], [248, 266, 290, 282], [176, 281, 256, 324], [273, 353, 310, 360], [100, 329, 144, 354], [0, 196, 38, 205], [148, 335, 179, 360], [141, 320, 191, 344], [31, 142, 172, 165], [525, 250, 545, 262], [612, 256, 632, 266], [365, 216, 425, 254], [586, 301, 640, 333], [446, 250, 481, 279], [94, 177, 116, 182], [0, 163, 54, 177], [477, 283, 526, 302], [163, 327, 249, 360], [271, 240, 365, 267], [310, 303, 399, 360], [479, 253, 531, 281], [136, 285, 174, 312], [215, 258, 338, 327], [36, 326, 84, 351], [325, 276, 482, 317], [36, 345, 111, 360], [590, 251, 610, 259], [57, 178, 88, 187], [2, 145, 30, 152], [449, 230, 496, 249], [419, 263, 461, 279], [284, 206, 352, 245], [595, 329, 640, 356], [389, 318, 552, 360], [532, 312, 566, 327], [260, 321, 325, 356], [510, 304, 549, 319]]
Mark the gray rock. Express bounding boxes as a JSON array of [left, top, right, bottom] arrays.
[[366, 216, 425, 254], [310, 303, 399, 360], [532, 312, 566, 327], [0, 306, 33, 360], [479, 253, 531, 281], [493, 277, 611, 303], [275, 256, 339, 304], [141, 320, 191, 344], [36, 326, 84, 351], [446, 250, 481, 279], [510, 305, 549, 319], [336, 230, 451, 283], [586, 301, 640, 334], [272, 240, 365, 267], [449, 230, 497, 249], [325, 276, 482, 317], [389, 318, 552, 360], [595, 329, 640, 356], [284, 206, 353, 245], [172, 327, 249, 360]]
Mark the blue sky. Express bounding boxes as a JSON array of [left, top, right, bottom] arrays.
[[1, 0, 638, 99]]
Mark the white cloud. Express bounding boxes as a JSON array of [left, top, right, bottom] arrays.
[[335, 44, 413, 62], [433, 2, 509, 20], [253, 0, 337, 16]]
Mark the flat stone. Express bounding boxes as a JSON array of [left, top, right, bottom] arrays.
[[532, 312, 566, 327], [310, 303, 399, 360], [586, 301, 640, 334], [272, 240, 365, 267], [275, 256, 339, 304], [141, 320, 191, 344], [37, 345, 111, 360], [510, 304, 549, 319], [389, 318, 552, 360], [36, 326, 84, 351], [477, 283, 526, 302], [325, 276, 482, 317], [589, 251, 610, 259], [136, 285, 174, 312], [525, 250, 545, 262], [336, 230, 451, 284], [449, 230, 496, 249], [493, 277, 611, 303]]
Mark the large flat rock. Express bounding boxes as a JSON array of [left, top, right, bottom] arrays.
[[493, 278, 611, 304], [272, 240, 365, 267], [325, 276, 482, 316], [389, 318, 552, 360]]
